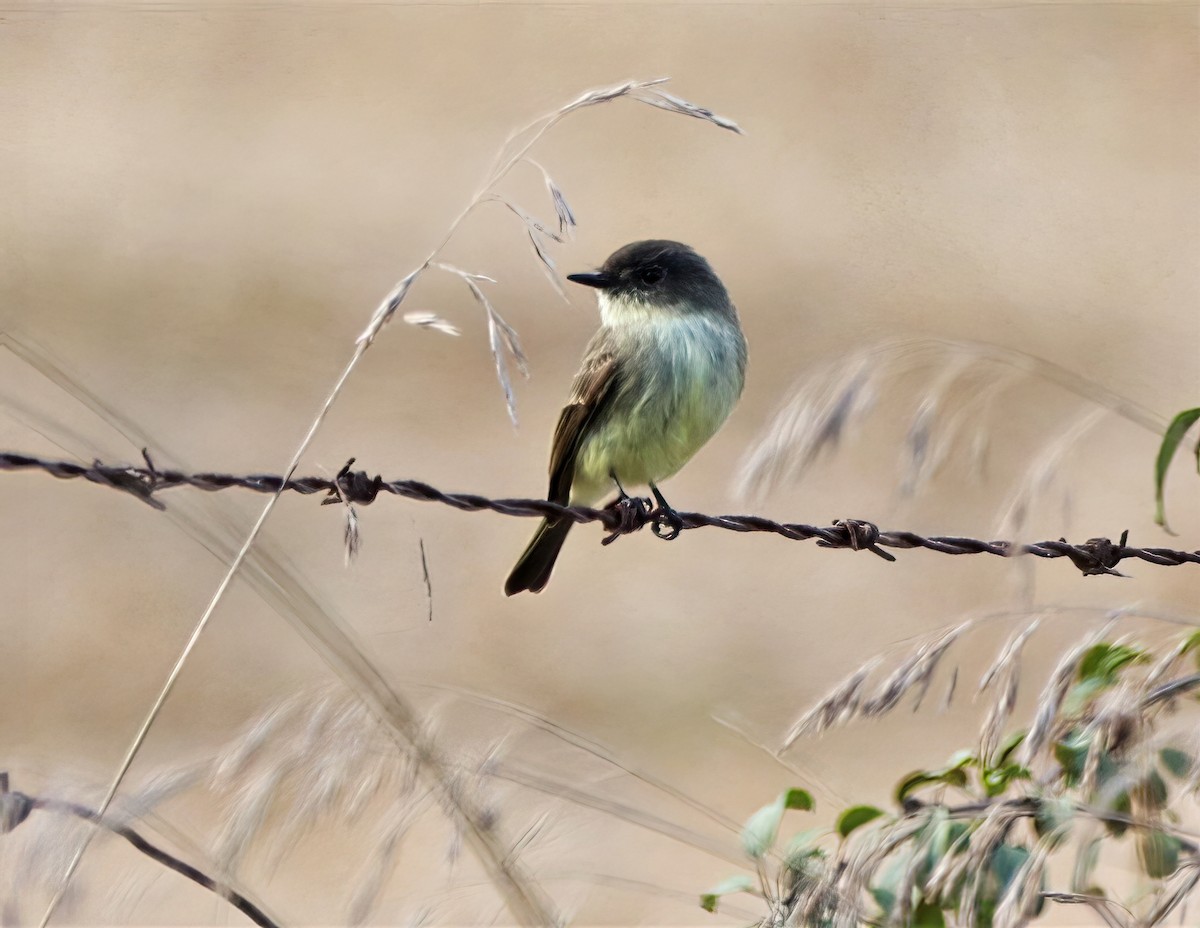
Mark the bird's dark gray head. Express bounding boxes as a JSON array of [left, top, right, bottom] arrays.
[[567, 240, 731, 314]]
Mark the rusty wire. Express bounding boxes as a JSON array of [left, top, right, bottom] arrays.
[[2, 450, 1198, 576]]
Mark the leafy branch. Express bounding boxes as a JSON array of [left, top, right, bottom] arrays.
[[703, 631, 1200, 927]]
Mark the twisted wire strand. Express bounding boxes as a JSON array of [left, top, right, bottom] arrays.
[[3, 451, 1198, 575]]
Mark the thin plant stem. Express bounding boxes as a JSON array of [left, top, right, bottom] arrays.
[[37, 75, 732, 927]]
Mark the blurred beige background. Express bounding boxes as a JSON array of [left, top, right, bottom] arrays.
[[1, 1, 1198, 924]]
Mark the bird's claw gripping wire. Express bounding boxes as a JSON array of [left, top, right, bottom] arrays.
[[602, 471, 652, 545], [648, 483, 684, 541]]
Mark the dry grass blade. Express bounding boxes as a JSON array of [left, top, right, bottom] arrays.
[[781, 658, 881, 749], [979, 619, 1041, 694], [834, 816, 930, 926], [482, 193, 571, 298], [1019, 619, 1116, 768], [488, 78, 669, 188], [487, 762, 743, 866], [1139, 858, 1200, 927], [523, 158, 577, 237], [439, 685, 745, 833], [860, 625, 966, 718], [1143, 633, 1199, 695], [978, 665, 1020, 772], [994, 407, 1108, 543], [121, 765, 206, 824], [485, 307, 524, 428], [941, 666, 959, 713], [899, 354, 1011, 496], [993, 833, 1056, 928], [1042, 892, 1132, 928], [433, 263, 497, 284], [631, 87, 744, 134], [736, 353, 877, 500], [561, 77, 669, 114], [891, 816, 941, 927], [942, 803, 1020, 925], [359, 271, 418, 346], [737, 336, 1167, 501], [1080, 681, 1141, 795], [437, 263, 529, 427], [403, 312, 461, 337], [213, 694, 306, 786], [485, 194, 566, 243], [977, 617, 1040, 763], [527, 230, 569, 302], [347, 798, 429, 926], [419, 538, 434, 623]]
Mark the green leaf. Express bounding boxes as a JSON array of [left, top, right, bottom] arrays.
[[1078, 643, 1147, 684], [1065, 645, 1149, 715], [940, 821, 971, 857], [1034, 797, 1074, 840], [783, 828, 828, 877], [993, 730, 1027, 767], [1104, 789, 1132, 838], [913, 900, 946, 928], [946, 749, 977, 770], [741, 788, 812, 859], [990, 843, 1031, 893], [699, 874, 755, 913], [974, 845, 1032, 928], [982, 762, 1031, 797], [783, 787, 815, 811], [1161, 748, 1193, 778], [1154, 406, 1200, 532], [870, 885, 897, 920], [741, 800, 783, 859], [1054, 732, 1089, 785], [1138, 831, 1182, 879], [1134, 770, 1169, 811], [837, 805, 885, 838], [895, 753, 974, 803]]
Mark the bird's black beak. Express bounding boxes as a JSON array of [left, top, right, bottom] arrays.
[[566, 271, 617, 289]]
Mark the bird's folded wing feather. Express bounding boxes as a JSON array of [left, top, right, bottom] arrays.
[[547, 341, 620, 506]]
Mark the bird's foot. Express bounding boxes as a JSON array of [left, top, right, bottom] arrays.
[[602, 471, 652, 544], [602, 493, 651, 545], [649, 483, 684, 541]]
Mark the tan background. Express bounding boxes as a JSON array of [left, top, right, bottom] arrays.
[[1, 1, 1198, 924]]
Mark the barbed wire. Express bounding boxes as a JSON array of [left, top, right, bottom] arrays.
[[3, 450, 1198, 576]]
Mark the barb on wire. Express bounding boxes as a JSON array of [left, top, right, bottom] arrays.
[[4, 451, 1198, 576]]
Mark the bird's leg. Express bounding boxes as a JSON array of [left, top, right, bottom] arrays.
[[602, 469, 650, 542], [648, 482, 684, 541]]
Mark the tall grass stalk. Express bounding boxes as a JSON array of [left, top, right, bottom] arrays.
[[35, 78, 741, 927]]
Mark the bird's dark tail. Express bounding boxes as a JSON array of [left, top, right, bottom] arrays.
[[505, 518, 572, 595]]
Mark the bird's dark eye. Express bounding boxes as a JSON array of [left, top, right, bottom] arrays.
[[638, 266, 665, 286]]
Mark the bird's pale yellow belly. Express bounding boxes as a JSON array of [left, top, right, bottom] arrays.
[[569, 313, 744, 505]]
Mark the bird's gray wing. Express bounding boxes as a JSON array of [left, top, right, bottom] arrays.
[[547, 336, 620, 506]]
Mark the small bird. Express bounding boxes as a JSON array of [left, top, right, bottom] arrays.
[[505, 240, 747, 595]]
